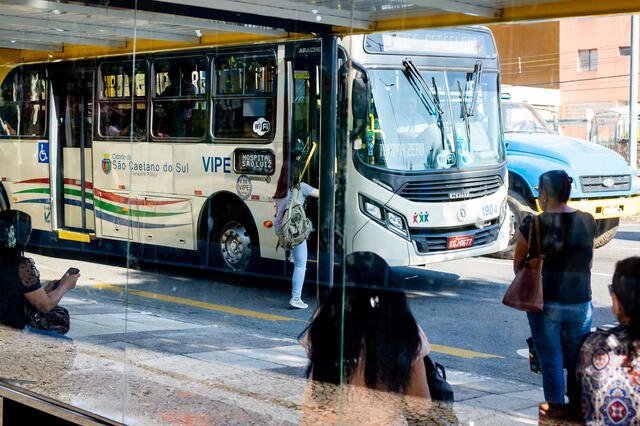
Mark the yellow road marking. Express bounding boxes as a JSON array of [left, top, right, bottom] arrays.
[[91, 282, 306, 322], [430, 344, 502, 359], [84, 282, 503, 359]]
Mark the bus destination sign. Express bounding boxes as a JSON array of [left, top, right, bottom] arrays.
[[233, 149, 275, 175]]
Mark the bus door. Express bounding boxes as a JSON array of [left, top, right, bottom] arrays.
[[49, 69, 96, 234], [287, 43, 321, 255]]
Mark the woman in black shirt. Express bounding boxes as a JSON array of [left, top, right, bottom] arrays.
[[513, 170, 596, 418]]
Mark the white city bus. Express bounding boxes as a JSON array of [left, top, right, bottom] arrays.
[[0, 26, 508, 274]]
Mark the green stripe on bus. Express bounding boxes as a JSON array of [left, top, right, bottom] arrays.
[[64, 188, 95, 200], [93, 198, 185, 218], [14, 188, 51, 195]]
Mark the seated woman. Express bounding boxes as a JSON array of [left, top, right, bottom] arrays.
[[0, 210, 79, 331], [300, 252, 431, 425], [577, 256, 640, 424]]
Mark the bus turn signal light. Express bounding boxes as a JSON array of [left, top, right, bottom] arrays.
[[263, 221, 273, 228]]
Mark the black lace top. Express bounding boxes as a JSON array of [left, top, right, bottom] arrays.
[[0, 257, 41, 329]]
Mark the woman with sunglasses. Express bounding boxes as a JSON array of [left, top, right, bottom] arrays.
[[577, 257, 640, 424]]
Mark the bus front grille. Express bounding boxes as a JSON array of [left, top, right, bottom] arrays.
[[398, 174, 503, 202], [579, 175, 631, 193], [409, 221, 501, 254]]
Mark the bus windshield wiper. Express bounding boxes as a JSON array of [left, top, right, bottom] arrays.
[[463, 61, 483, 118], [401, 59, 446, 149], [457, 80, 472, 151]]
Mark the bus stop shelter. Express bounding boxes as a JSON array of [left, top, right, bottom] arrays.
[[0, 0, 639, 423]]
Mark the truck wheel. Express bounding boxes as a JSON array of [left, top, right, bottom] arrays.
[[594, 217, 619, 249], [492, 192, 536, 259], [210, 212, 259, 272]]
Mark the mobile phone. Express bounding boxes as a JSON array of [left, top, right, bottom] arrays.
[[66, 267, 80, 275]]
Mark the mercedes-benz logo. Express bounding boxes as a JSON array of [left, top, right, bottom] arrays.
[[456, 207, 467, 222], [602, 178, 615, 188]]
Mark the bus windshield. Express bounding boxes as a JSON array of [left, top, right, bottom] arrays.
[[502, 102, 554, 134], [358, 68, 502, 171]]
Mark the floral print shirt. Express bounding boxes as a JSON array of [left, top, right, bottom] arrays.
[[577, 325, 640, 425]]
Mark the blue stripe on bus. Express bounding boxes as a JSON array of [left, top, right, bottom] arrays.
[[16, 198, 94, 210], [16, 198, 50, 205]]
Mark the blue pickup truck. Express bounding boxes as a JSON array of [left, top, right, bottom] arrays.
[[500, 102, 640, 255]]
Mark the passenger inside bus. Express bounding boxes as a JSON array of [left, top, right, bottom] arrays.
[[0, 86, 17, 136], [102, 104, 130, 137], [156, 64, 199, 138]]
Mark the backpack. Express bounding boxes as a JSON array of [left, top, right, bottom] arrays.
[[277, 186, 312, 251]]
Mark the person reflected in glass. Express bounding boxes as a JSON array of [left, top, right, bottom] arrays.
[[577, 257, 640, 425], [0, 210, 79, 332], [300, 252, 431, 424], [273, 161, 318, 309], [513, 170, 596, 420]]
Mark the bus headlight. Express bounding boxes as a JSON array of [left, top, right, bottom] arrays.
[[499, 199, 507, 224], [386, 211, 406, 235], [359, 195, 408, 238], [634, 173, 640, 190], [363, 200, 383, 221]]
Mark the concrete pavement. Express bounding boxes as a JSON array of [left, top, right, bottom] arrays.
[[47, 293, 544, 425]]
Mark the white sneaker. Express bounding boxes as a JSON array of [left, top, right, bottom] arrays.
[[289, 297, 308, 309]]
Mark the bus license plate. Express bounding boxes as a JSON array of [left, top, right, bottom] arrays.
[[447, 235, 475, 249]]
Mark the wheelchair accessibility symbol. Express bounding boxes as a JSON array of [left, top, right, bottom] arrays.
[[38, 142, 49, 163]]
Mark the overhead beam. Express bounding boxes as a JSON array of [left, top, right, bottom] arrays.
[[0, 28, 126, 48], [0, 39, 62, 52], [0, 14, 198, 44], [150, 0, 373, 29], [0, 0, 288, 38], [408, 0, 500, 17]]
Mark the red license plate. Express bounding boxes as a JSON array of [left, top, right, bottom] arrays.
[[447, 235, 475, 249]]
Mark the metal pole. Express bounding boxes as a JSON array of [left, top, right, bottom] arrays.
[[317, 35, 338, 303], [629, 15, 638, 170]]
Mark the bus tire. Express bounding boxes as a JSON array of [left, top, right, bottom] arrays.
[[0, 185, 9, 211], [210, 211, 259, 273], [491, 192, 536, 259], [594, 217, 619, 249]]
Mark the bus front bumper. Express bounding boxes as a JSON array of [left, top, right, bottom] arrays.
[[352, 216, 511, 267], [565, 194, 640, 220]]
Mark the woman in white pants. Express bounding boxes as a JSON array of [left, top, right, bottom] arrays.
[[273, 162, 318, 309]]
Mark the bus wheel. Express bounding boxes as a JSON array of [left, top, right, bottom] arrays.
[[491, 192, 535, 259], [0, 185, 9, 211], [212, 218, 258, 272], [594, 217, 619, 248]]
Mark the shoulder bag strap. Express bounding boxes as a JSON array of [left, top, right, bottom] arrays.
[[533, 215, 542, 259]]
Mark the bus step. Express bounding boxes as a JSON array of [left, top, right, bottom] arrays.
[[57, 230, 93, 243]]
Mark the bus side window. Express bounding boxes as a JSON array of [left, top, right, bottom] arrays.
[[151, 57, 207, 140], [98, 61, 147, 140], [0, 68, 47, 138], [212, 53, 276, 141]]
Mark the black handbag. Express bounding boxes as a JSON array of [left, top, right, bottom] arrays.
[[424, 355, 454, 403], [27, 305, 70, 335]]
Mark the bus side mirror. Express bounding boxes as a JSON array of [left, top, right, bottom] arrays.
[[351, 72, 370, 121]]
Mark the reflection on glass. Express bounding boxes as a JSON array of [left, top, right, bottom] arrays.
[[301, 252, 431, 424]]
